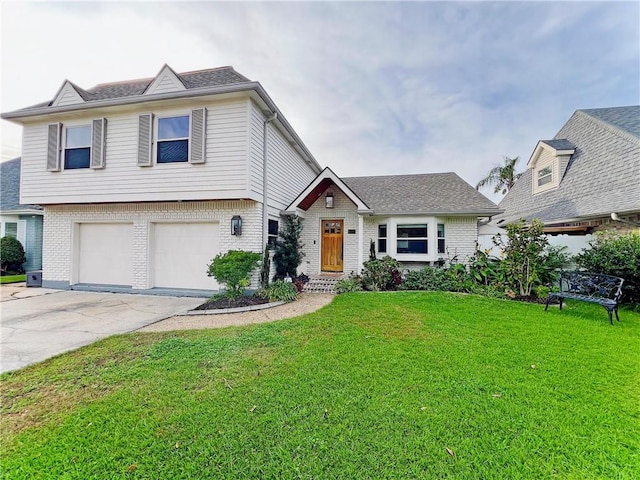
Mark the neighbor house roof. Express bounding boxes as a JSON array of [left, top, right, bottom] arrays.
[[0, 158, 43, 214], [497, 105, 640, 226], [342, 172, 502, 216]]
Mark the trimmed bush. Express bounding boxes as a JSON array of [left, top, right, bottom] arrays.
[[0, 236, 26, 274], [361, 256, 402, 291], [575, 232, 640, 305], [335, 276, 363, 293], [207, 250, 261, 300], [273, 216, 304, 280]]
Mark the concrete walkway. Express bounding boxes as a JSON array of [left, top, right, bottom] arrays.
[[0, 287, 202, 373]]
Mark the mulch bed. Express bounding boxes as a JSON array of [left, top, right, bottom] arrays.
[[193, 295, 271, 311]]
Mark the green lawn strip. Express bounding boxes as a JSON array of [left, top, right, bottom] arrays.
[[1, 292, 638, 479], [0, 274, 26, 284]]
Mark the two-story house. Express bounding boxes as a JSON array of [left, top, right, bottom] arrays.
[[495, 106, 640, 251], [2, 65, 322, 292], [2, 65, 501, 293]]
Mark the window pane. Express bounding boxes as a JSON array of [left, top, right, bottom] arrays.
[[159, 116, 189, 139], [5, 222, 17, 238], [397, 224, 427, 238], [378, 225, 387, 238], [538, 174, 552, 186], [378, 239, 387, 253], [157, 140, 189, 163], [268, 219, 279, 236], [66, 125, 91, 147], [64, 148, 91, 169], [437, 223, 445, 238], [397, 239, 427, 254], [438, 239, 445, 254]]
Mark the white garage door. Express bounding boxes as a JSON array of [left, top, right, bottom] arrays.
[[77, 223, 133, 286], [153, 222, 220, 290]]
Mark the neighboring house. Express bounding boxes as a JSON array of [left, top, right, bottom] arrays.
[[0, 158, 43, 271], [2, 65, 500, 292], [495, 106, 640, 251], [286, 168, 502, 275], [1, 65, 322, 292]]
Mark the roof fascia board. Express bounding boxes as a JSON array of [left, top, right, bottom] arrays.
[[0, 208, 43, 215], [285, 167, 370, 212], [372, 209, 504, 216]]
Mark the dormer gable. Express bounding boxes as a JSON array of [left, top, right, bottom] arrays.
[[51, 80, 87, 107], [527, 139, 575, 194], [143, 64, 187, 95]]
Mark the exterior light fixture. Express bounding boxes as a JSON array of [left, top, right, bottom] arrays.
[[325, 191, 334, 209], [231, 215, 242, 236]]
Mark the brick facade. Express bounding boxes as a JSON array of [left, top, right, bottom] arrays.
[[43, 200, 262, 290]]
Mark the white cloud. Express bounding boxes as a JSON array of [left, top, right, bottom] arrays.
[[2, 1, 638, 206]]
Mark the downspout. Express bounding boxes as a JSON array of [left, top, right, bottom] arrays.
[[262, 111, 277, 248]]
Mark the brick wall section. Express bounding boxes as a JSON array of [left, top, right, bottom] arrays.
[[43, 200, 262, 289], [441, 217, 478, 263], [300, 189, 360, 275]]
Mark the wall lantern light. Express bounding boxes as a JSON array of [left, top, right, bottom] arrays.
[[231, 215, 243, 236], [325, 191, 334, 209]]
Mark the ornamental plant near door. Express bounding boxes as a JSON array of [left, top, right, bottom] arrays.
[[273, 216, 304, 280]]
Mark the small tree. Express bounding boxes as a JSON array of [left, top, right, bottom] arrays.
[[0, 236, 26, 274], [493, 219, 549, 296], [207, 250, 261, 300], [273, 215, 304, 280], [369, 239, 377, 261]]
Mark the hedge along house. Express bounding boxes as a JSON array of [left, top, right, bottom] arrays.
[[285, 167, 502, 275], [1, 65, 322, 293]]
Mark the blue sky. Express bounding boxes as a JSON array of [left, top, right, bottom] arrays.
[[1, 1, 638, 202]]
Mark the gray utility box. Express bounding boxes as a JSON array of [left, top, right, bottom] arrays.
[[26, 271, 42, 287]]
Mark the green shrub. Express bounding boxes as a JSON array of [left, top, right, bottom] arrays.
[[260, 244, 271, 289], [493, 219, 550, 296], [207, 250, 261, 300], [575, 231, 640, 305], [264, 280, 298, 302], [361, 256, 402, 291], [335, 275, 363, 293], [273, 216, 304, 280], [0, 236, 26, 274]]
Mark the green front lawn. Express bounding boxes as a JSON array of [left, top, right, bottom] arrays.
[[0, 274, 26, 284], [2, 292, 639, 479]]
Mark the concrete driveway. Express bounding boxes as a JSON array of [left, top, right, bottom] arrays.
[[1, 287, 203, 374]]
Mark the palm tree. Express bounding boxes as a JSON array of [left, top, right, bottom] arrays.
[[476, 156, 523, 195]]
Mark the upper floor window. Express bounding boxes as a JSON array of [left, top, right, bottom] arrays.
[[157, 116, 189, 163], [397, 224, 428, 254], [64, 125, 91, 169], [378, 224, 387, 253], [537, 166, 552, 187]]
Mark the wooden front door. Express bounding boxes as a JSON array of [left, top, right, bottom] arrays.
[[321, 220, 344, 272]]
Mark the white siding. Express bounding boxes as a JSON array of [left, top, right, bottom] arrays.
[[249, 102, 318, 213], [20, 99, 251, 204], [52, 82, 84, 107]]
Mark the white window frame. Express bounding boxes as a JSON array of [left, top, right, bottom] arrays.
[[154, 114, 190, 164], [63, 124, 92, 170], [378, 224, 387, 254], [437, 223, 446, 255], [537, 166, 553, 187]]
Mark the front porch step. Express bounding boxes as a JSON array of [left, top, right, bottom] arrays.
[[303, 275, 342, 294]]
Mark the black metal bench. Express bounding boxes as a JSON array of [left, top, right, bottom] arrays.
[[545, 271, 624, 325]]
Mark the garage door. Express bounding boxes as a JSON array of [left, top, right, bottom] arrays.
[[153, 222, 220, 290], [77, 223, 133, 286]]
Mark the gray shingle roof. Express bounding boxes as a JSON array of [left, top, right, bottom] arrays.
[[17, 66, 251, 110], [497, 106, 640, 225], [540, 139, 575, 151], [342, 172, 501, 216], [0, 158, 43, 212]]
